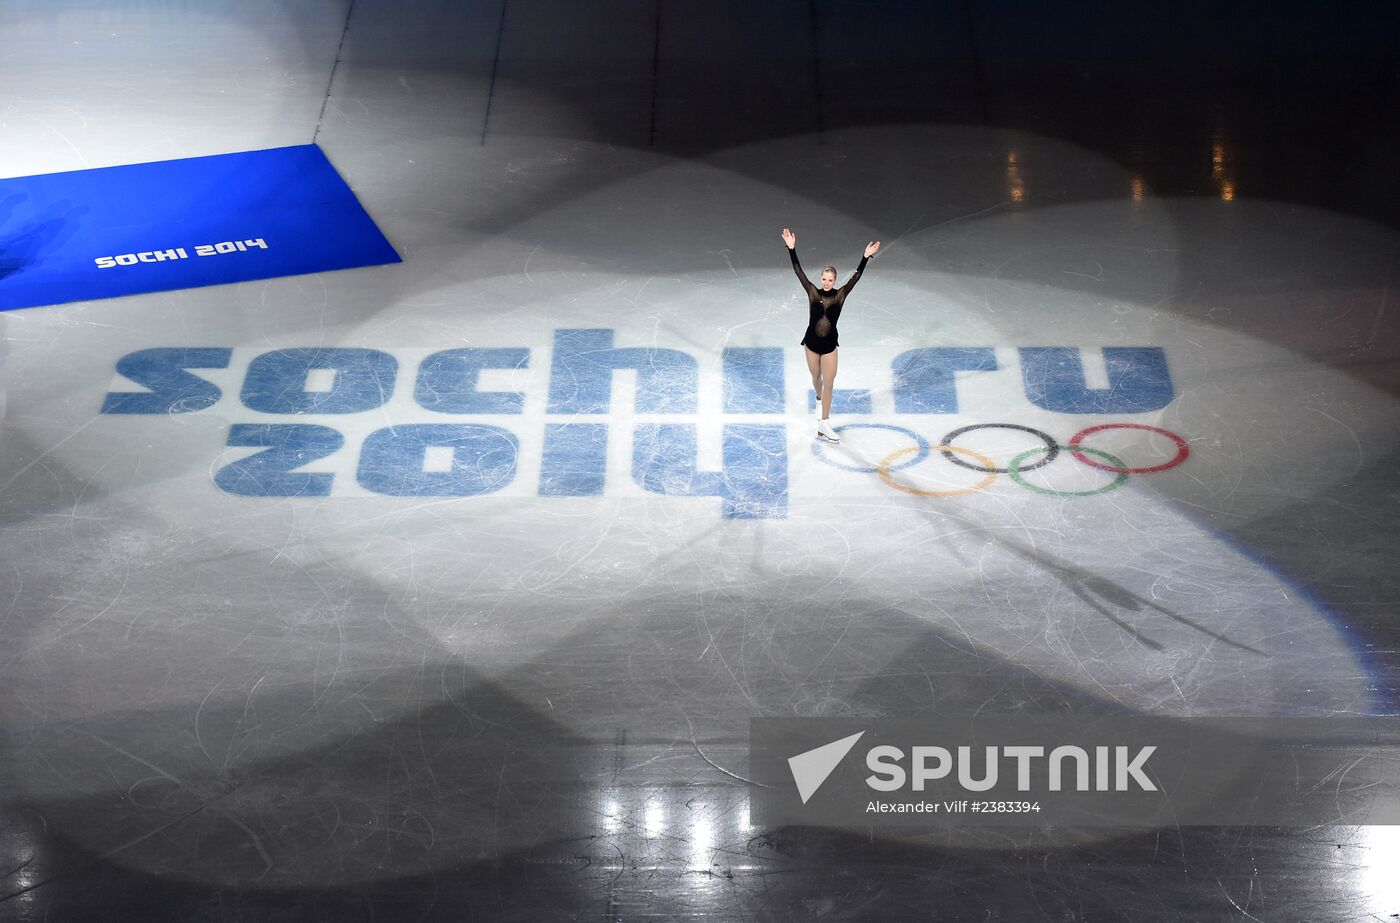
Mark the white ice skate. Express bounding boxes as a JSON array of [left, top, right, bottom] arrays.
[[816, 418, 840, 443]]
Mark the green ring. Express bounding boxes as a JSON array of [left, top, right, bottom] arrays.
[[1007, 445, 1130, 497]]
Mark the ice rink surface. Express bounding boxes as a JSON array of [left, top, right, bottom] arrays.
[[2, 1, 1399, 919]]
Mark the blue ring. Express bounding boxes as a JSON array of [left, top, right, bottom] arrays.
[[811, 423, 931, 474]]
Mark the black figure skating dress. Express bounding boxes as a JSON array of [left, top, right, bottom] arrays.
[[789, 247, 868, 355]]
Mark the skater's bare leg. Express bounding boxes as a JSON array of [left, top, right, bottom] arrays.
[[819, 350, 838, 420], [804, 347, 823, 409]]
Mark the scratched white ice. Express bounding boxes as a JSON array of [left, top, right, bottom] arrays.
[[7, 132, 1393, 723], [2, 126, 1396, 884]]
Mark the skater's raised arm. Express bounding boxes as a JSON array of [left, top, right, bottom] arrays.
[[782, 227, 817, 296], [839, 241, 879, 296]]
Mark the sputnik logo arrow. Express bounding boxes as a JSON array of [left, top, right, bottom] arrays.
[[788, 732, 865, 804]]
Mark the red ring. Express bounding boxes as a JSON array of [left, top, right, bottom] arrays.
[[1068, 423, 1190, 474]]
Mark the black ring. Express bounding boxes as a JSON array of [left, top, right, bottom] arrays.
[[939, 423, 1060, 474]]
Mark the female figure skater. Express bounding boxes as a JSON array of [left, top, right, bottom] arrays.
[[781, 227, 880, 443]]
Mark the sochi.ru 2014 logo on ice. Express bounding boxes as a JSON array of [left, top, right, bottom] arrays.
[[100, 327, 1180, 518]]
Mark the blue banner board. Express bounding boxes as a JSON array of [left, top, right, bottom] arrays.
[[0, 144, 401, 311]]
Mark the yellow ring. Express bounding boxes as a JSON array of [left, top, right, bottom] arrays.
[[877, 445, 999, 498]]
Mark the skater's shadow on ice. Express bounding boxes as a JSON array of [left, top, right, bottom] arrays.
[[823, 436, 1263, 656], [993, 537, 1263, 656], [921, 506, 1263, 656]]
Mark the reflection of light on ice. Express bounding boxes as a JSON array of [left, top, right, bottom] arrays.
[[595, 790, 731, 867], [601, 797, 621, 834], [1360, 826, 1400, 910], [1006, 150, 1025, 203], [688, 814, 715, 868], [644, 797, 666, 838]]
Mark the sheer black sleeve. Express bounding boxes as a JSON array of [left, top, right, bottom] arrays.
[[788, 247, 817, 297], [839, 255, 870, 298]]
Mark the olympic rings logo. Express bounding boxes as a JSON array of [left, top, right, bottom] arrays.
[[811, 422, 1190, 499]]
